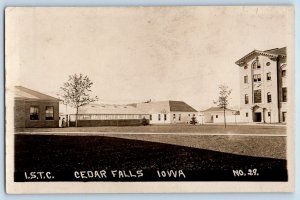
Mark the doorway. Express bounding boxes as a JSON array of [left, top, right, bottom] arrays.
[[254, 112, 262, 122]]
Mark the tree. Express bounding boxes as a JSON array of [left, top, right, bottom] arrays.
[[214, 85, 232, 128], [190, 115, 197, 125], [142, 117, 149, 126], [60, 73, 98, 127]]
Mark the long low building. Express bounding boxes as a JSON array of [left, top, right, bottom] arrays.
[[72, 103, 150, 127], [73, 100, 198, 126]]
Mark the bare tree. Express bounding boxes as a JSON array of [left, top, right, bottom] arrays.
[[60, 73, 98, 127], [214, 85, 232, 128]]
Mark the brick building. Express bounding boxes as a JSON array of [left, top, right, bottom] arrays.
[[14, 86, 60, 128], [235, 47, 287, 123]]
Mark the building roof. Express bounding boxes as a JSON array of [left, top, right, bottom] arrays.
[[235, 47, 286, 66], [136, 100, 197, 113], [78, 103, 147, 115], [201, 107, 238, 113], [14, 86, 59, 101], [263, 47, 286, 55], [169, 101, 198, 112]]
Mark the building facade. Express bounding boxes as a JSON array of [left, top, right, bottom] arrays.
[[14, 86, 60, 128], [136, 100, 198, 124], [235, 47, 287, 123]]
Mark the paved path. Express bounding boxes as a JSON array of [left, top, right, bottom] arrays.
[[16, 131, 287, 137]]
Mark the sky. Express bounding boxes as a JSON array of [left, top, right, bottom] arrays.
[[5, 7, 291, 110]]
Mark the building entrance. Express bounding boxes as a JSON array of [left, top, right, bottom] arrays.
[[254, 112, 262, 122]]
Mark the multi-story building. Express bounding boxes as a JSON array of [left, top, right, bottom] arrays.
[[235, 47, 287, 123]]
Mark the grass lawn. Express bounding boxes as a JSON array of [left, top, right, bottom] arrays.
[[18, 124, 286, 135], [14, 134, 287, 182], [105, 134, 286, 159]]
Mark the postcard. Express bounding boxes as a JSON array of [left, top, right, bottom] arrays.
[[5, 6, 295, 193]]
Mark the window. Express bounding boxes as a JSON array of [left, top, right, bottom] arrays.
[[244, 65, 248, 69], [253, 74, 261, 82], [268, 112, 271, 117], [267, 72, 271, 81], [257, 74, 261, 82], [150, 114, 152, 121], [266, 62, 271, 66], [257, 61, 260, 69], [188, 114, 190, 117], [245, 94, 249, 104], [179, 114, 181, 121], [252, 61, 257, 69], [173, 114, 176, 119], [282, 112, 287, 122], [282, 70, 286, 77], [216, 115, 218, 118], [244, 76, 248, 84], [45, 106, 54, 120], [282, 87, 287, 102], [253, 75, 257, 82], [246, 112, 248, 117], [164, 114, 167, 121], [254, 89, 262, 103], [252, 60, 261, 69], [267, 92, 272, 103], [158, 114, 161, 121], [30, 106, 39, 120]]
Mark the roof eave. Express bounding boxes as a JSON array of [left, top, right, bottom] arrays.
[[235, 50, 281, 66]]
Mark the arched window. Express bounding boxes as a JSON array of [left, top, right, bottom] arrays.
[[267, 92, 272, 103], [252, 61, 257, 69], [252, 60, 261, 69]]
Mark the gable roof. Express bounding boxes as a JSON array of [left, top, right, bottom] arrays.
[[15, 86, 59, 101], [201, 107, 237, 113], [235, 47, 286, 66], [169, 101, 197, 112], [78, 103, 146, 115], [136, 100, 197, 113]]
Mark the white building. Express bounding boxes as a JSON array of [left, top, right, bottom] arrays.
[[135, 100, 198, 124], [201, 107, 240, 124], [235, 47, 287, 123]]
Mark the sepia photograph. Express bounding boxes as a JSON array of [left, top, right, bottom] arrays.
[[5, 6, 295, 193]]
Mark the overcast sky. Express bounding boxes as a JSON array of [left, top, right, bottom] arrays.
[[6, 7, 291, 110]]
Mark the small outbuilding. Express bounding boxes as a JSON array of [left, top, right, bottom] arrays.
[[201, 107, 240, 124]]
